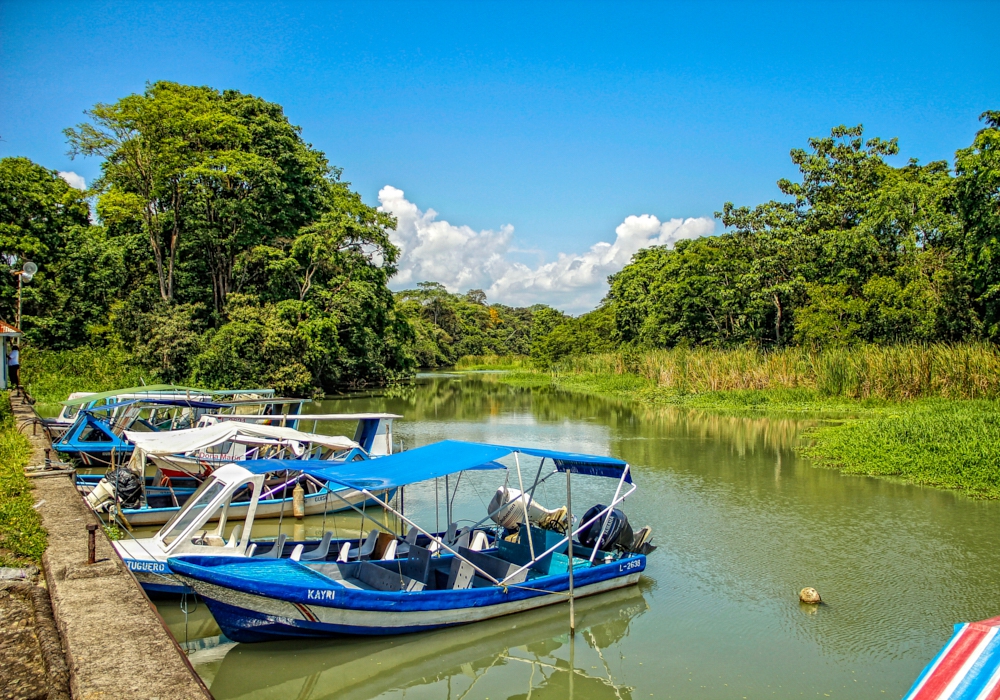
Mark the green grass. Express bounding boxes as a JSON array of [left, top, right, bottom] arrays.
[[800, 400, 1000, 499], [466, 355, 1000, 499], [0, 393, 47, 566], [21, 346, 150, 416]]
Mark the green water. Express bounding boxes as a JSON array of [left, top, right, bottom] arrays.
[[156, 372, 1000, 699]]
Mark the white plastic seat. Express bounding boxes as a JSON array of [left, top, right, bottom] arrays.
[[300, 531, 334, 561], [253, 533, 287, 558], [225, 524, 242, 548], [336, 542, 351, 562], [380, 540, 398, 561], [290, 544, 304, 561], [469, 530, 489, 552]]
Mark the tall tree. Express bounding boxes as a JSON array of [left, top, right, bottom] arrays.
[[65, 83, 234, 301]]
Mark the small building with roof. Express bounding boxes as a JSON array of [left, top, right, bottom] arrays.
[[0, 319, 20, 389]]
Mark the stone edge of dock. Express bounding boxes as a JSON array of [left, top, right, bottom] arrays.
[[12, 394, 213, 700]]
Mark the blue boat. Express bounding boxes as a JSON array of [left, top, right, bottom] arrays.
[[169, 440, 654, 641], [53, 398, 233, 467], [42, 384, 279, 439]]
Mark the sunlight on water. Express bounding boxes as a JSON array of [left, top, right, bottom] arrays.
[[155, 372, 1000, 699]]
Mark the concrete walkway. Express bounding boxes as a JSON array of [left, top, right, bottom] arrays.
[[13, 394, 212, 700]]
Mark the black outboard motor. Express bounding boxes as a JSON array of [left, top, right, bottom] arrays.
[[578, 504, 656, 555], [106, 466, 143, 509], [579, 504, 634, 551]]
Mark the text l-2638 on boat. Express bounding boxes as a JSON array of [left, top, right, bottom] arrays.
[[168, 440, 655, 641]]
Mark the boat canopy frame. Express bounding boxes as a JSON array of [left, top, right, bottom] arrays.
[[252, 440, 637, 588]]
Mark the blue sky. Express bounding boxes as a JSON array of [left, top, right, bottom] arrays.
[[2, 1, 997, 311]]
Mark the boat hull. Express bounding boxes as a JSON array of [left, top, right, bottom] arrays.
[[170, 555, 645, 641]]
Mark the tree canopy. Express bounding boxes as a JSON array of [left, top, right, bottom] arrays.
[[609, 117, 997, 350]]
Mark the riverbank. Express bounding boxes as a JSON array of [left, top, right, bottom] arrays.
[[4, 390, 213, 699], [0, 394, 46, 567], [457, 354, 1000, 499]]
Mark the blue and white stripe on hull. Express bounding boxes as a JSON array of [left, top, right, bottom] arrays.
[[170, 555, 645, 641]]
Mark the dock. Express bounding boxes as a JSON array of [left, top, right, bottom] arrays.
[[12, 393, 212, 700]]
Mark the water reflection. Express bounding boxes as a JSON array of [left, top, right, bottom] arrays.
[[204, 584, 648, 700]]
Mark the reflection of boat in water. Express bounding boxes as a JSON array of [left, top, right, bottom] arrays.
[[205, 582, 649, 700]]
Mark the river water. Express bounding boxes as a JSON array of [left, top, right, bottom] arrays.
[[155, 371, 1000, 699]]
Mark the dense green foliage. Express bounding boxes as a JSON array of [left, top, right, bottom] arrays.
[[394, 283, 556, 366], [1, 82, 412, 395], [0, 393, 46, 565], [21, 347, 149, 416], [610, 115, 999, 351]]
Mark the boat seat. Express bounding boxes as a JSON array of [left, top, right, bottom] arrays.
[[305, 563, 370, 590], [225, 524, 242, 548], [446, 557, 476, 590], [458, 546, 528, 585], [336, 542, 350, 562], [453, 527, 471, 551], [356, 561, 425, 592], [380, 539, 397, 561], [469, 530, 489, 552], [400, 544, 432, 584], [395, 526, 420, 557], [246, 544, 257, 557], [371, 532, 397, 560], [253, 533, 287, 558], [444, 522, 458, 544], [290, 544, 304, 561], [348, 530, 379, 560], [300, 531, 334, 561]]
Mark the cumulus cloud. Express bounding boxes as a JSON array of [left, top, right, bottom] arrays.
[[378, 186, 715, 314], [58, 171, 86, 190]]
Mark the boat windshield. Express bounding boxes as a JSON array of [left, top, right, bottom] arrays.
[[160, 479, 226, 545]]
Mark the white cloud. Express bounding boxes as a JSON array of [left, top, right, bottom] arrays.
[[58, 171, 86, 190], [378, 186, 715, 314]]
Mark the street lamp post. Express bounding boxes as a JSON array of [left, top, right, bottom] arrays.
[[11, 261, 37, 330]]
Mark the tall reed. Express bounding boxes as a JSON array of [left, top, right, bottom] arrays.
[[550, 343, 1000, 401]]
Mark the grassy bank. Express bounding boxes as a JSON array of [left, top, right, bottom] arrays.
[[21, 347, 150, 416], [458, 345, 1000, 498], [0, 393, 46, 566], [800, 400, 1000, 498]]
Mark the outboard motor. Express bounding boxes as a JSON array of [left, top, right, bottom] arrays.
[[488, 486, 568, 532], [579, 504, 656, 555], [85, 466, 143, 511]]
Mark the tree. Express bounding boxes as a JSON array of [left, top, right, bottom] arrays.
[[65, 83, 233, 301], [955, 111, 1000, 339]]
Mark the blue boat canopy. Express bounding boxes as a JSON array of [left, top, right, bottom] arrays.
[[246, 439, 632, 491]]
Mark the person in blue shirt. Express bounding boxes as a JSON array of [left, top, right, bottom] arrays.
[[7, 345, 19, 389]]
